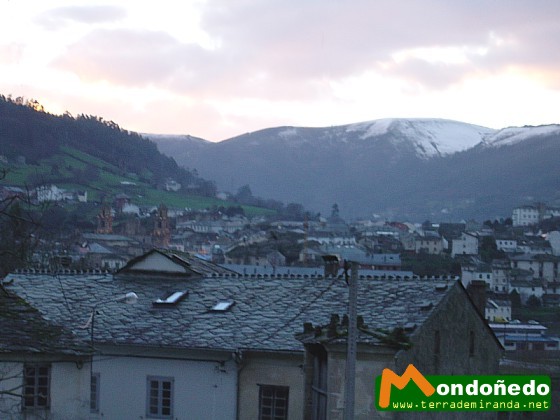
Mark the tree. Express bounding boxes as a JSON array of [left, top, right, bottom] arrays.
[[479, 236, 505, 263], [235, 185, 254, 204], [0, 170, 41, 277], [509, 290, 522, 308], [331, 203, 340, 218], [283, 203, 305, 220], [526, 295, 541, 308]]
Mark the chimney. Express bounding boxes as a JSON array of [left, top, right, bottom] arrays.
[[467, 280, 487, 317], [322, 255, 340, 278]]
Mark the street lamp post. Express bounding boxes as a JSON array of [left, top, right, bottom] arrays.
[[81, 292, 138, 390], [83, 292, 138, 349], [344, 262, 358, 420]]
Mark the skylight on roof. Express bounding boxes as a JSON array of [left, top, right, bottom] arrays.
[[153, 290, 188, 307], [211, 301, 234, 311]]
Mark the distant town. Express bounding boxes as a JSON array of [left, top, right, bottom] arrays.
[[1, 177, 559, 417]]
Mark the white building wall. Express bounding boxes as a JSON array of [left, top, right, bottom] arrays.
[[238, 352, 304, 420], [50, 362, 90, 419], [512, 207, 539, 226], [514, 259, 557, 281], [37, 185, 65, 202], [496, 239, 517, 252], [0, 361, 90, 420], [547, 231, 560, 256], [92, 355, 237, 420], [451, 233, 478, 257]]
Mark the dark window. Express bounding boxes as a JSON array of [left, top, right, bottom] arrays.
[[90, 373, 100, 413], [146, 376, 174, 418], [23, 364, 50, 409], [259, 385, 289, 420]]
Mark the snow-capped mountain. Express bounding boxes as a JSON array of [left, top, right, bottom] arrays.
[[150, 119, 560, 220], [479, 124, 560, 148], [345, 118, 496, 158]]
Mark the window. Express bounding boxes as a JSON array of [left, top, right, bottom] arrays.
[[259, 385, 289, 420], [146, 376, 174, 418], [211, 300, 235, 311], [91, 373, 100, 413], [153, 291, 188, 308], [23, 364, 50, 409]]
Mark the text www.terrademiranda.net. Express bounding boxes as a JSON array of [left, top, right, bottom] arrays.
[[392, 400, 550, 410]]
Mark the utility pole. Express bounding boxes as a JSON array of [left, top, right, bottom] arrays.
[[344, 261, 358, 420]]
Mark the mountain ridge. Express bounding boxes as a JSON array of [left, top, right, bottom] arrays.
[[149, 118, 560, 221]]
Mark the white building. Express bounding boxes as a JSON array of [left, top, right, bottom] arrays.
[[414, 235, 444, 255], [36, 184, 70, 202], [485, 298, 512, 322], [461, 261, 511, 293], [547, 231, 560, 256], [451, 232, 479, 257], [512, 204, 560, 227], [509, 254, 560, 281], [512, 205, 540, 226], [495, 237, 518, 253]]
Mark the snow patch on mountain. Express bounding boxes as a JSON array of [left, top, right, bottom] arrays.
[[482, 125, 560, 148], [279, 127, 298, 138], [347, 118, 393, 138], [346, 118, 496, 158]]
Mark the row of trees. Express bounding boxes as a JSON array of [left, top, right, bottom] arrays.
[[233, 184, 318, 221]]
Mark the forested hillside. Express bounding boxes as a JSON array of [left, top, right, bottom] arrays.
[[0, 95, 215, 196]]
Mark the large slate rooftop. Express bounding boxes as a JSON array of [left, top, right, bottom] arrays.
[[4, 272, 455, 353]]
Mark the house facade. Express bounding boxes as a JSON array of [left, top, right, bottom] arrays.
[[451, 232, 479, 257], [509, 254, 560, 282], [512, 205, 541, 227], [414, 235, 444, 255]]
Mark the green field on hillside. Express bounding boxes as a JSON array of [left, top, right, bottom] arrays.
[[1, 147, 275, 216]]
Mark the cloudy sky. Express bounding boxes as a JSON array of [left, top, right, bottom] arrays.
[[1, 0, 559, 141]]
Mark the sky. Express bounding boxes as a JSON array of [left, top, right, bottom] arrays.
[[1, 0, 559, 142]]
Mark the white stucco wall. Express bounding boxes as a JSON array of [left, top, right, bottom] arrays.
[[91, 354, 237, 420], [0, 360, 90, 420], [50, 362, 91, 419], [238, 352, 304, 420], [325, 347, 395, 420]]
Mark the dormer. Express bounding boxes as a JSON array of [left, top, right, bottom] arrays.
[[115, 249, 234, 280]]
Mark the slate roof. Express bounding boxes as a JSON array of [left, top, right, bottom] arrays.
[[0, 286, 89, 356], [222, 264, 414, 279], [4, 272, 457, 354]]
